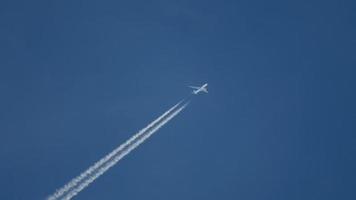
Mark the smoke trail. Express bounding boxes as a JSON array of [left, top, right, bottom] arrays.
[[47, 101, 184, 200], [62, 102, 189, 200]]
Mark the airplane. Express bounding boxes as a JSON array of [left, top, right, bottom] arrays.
[[189, 83, 208, 95]]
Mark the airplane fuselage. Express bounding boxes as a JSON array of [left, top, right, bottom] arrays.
[[192, 83, 208, 94]]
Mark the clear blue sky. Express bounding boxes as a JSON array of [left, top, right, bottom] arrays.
[[0, 0, 355, 199]]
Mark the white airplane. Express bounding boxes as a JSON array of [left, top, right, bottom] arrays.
[[189, 83, 208, 95]]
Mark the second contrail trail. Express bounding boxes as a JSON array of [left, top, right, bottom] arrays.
[[61, 102, 189, 200], [47, 100, 188, 200]]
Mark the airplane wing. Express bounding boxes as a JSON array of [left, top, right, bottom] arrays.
[[189, 86, 200, 89]]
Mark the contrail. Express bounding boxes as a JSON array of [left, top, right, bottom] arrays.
[[48, 101, 183, 200], [47, 101, 187, 200], [61, 102, 188, 200]]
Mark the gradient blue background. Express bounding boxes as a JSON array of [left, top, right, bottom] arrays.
[[1, 0, 355, 199]]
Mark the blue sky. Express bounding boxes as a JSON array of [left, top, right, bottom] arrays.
[[0, 0, 355, 199]]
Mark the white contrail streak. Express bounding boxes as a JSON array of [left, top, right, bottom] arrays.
[[47, 101, 186, 200], [61, 102, 188, 200]]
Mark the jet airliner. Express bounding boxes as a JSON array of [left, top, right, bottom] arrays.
[[189, 83, 208, 95]]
